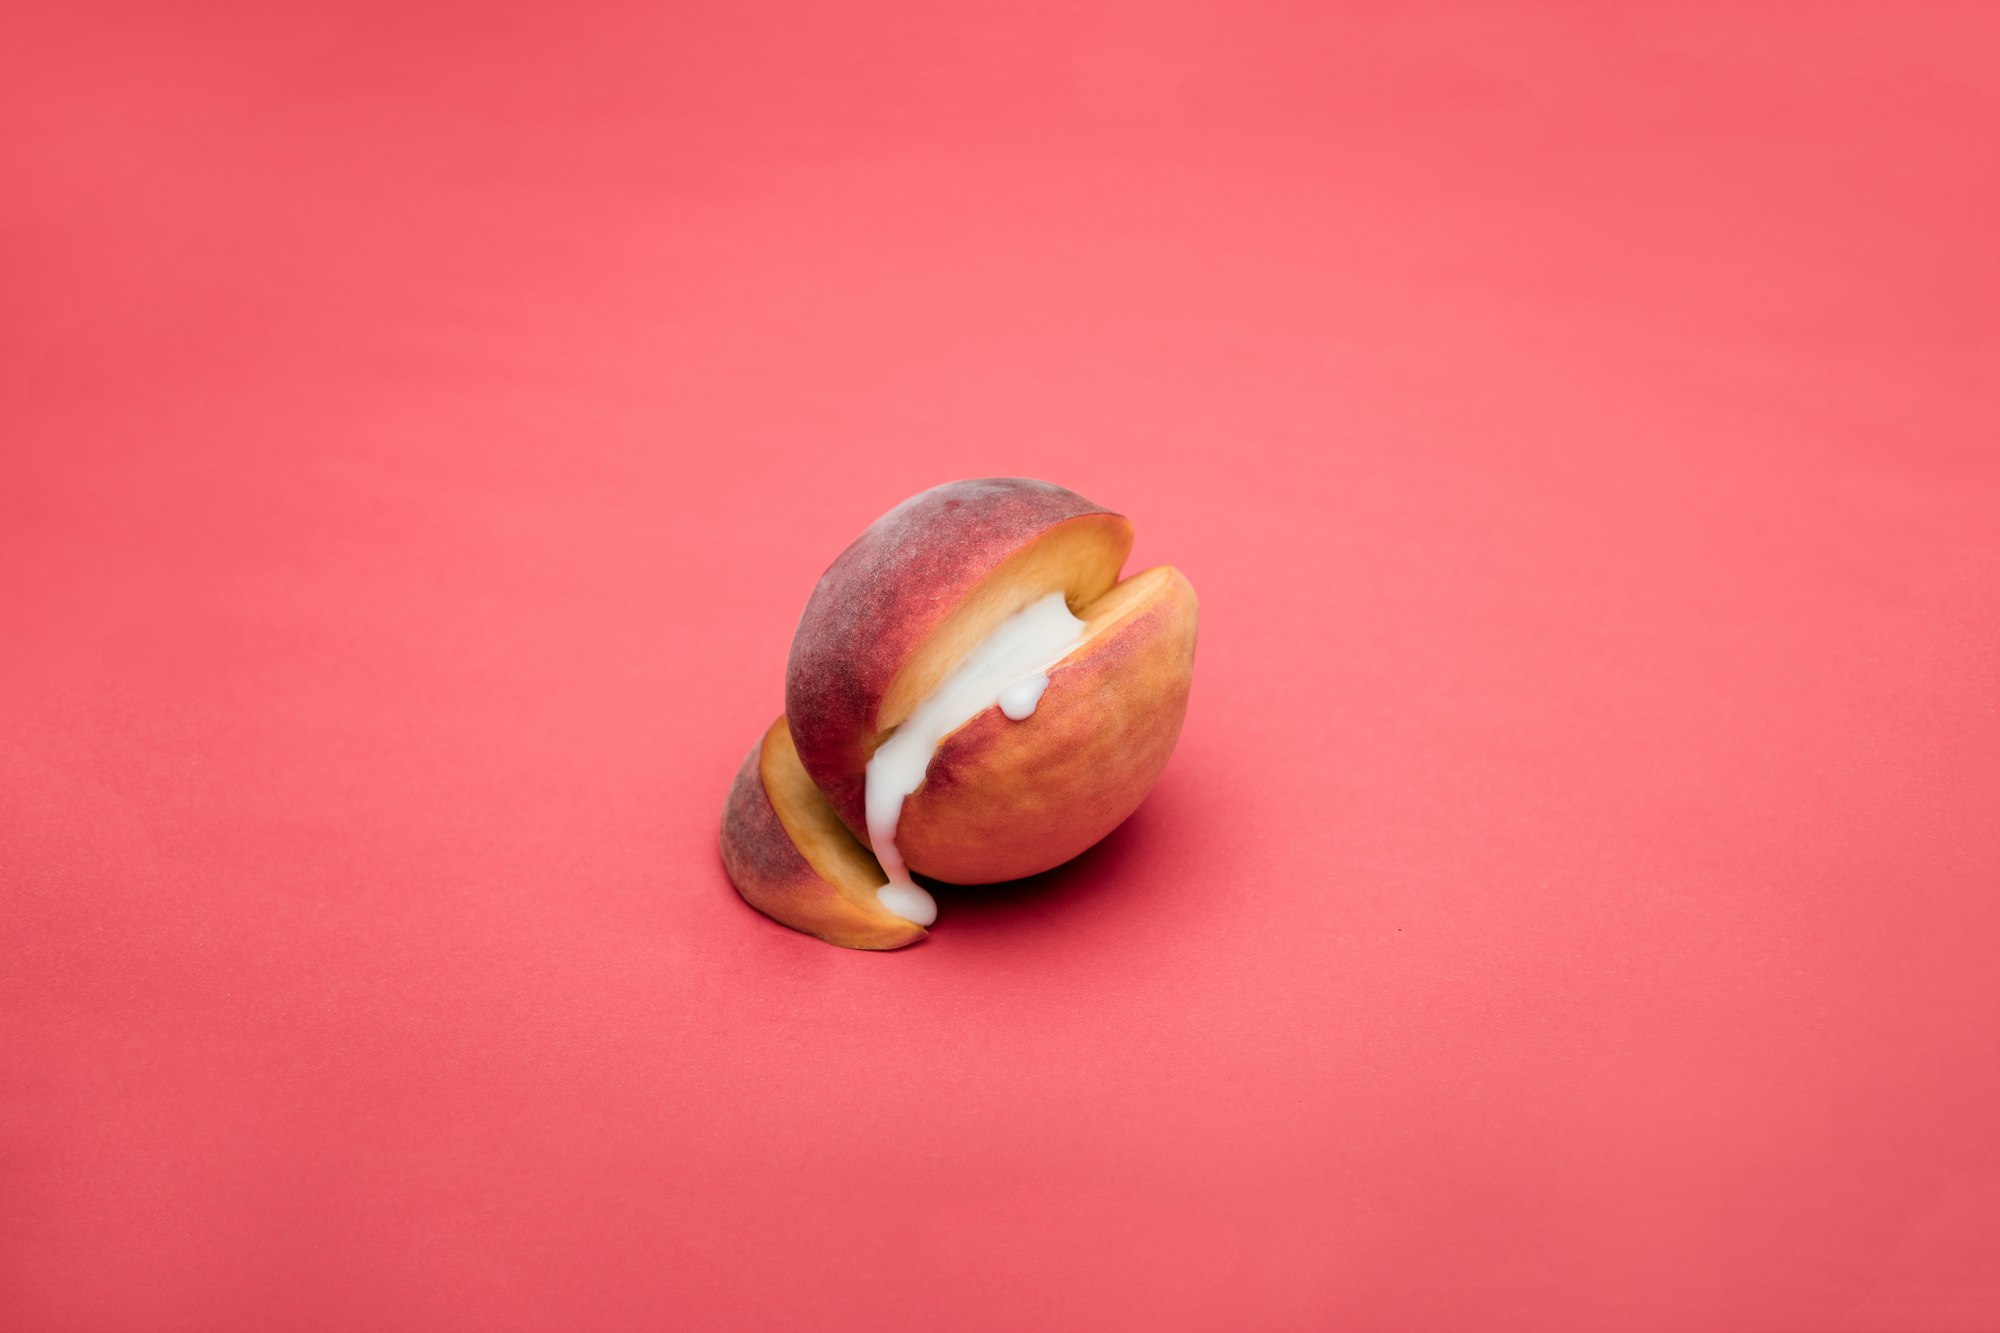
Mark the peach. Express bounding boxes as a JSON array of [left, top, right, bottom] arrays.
[[784, 478, 1198, 886], [720, 716, 926, 951], [892, 564, 1197, 883]]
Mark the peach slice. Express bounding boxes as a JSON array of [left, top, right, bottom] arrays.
[[893, 565, 1197, 883], [720, 716, 925, 951], [784, 478, 1198, 887]]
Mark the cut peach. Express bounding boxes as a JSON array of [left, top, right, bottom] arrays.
[[892, 565, 1197, 883], [783, 478, 1198, 888], [786, 478, 1134, 838], [719, 717, 925, 951]]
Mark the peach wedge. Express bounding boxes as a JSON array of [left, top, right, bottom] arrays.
[[720, 717, 925, 951], [784, 478, 1198, 887]]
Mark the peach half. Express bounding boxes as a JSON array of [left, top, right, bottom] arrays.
[[785, 478, 1198, 887]]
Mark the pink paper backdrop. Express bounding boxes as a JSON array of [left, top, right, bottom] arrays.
[[5, 3, 1997, 1329]]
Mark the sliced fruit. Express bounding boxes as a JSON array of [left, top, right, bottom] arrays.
[[720, 717, 925, 951], [893, 565, 1198, 882], [786, 478, 1132, 839]]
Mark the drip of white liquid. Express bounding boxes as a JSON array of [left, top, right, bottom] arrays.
[[866, 591, 1087, 925]]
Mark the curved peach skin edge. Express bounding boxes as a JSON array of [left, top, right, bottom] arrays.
[[719, 717, 925, 951], [786, 478, 1133, 840], [894, 565, 1199, 884]]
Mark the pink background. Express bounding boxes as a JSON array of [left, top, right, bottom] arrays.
[[5, 3, 1998, 1329]]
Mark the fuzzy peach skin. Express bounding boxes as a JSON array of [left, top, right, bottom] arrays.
[[720, 717, 925, 951], [783, 478, 1197, 885]]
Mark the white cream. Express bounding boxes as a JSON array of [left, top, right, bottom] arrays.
[[866, 591, 1086, 925]]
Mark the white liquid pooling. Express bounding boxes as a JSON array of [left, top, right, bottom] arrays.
[[866, 591, 1087, 925]]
